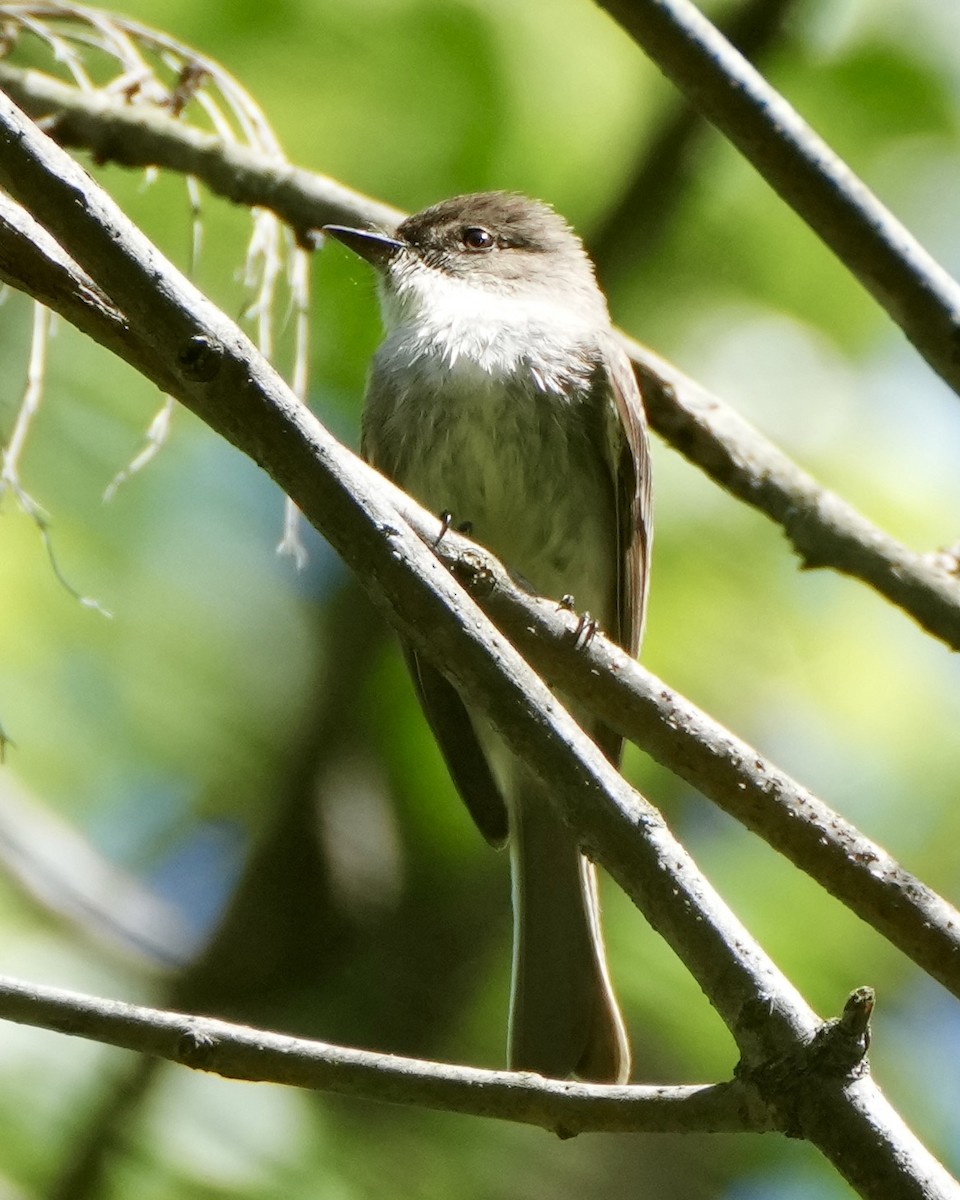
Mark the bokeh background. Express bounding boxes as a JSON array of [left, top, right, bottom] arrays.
[[1, 0, 959, 1196]]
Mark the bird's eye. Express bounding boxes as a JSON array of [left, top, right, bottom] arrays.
[[462, 226, 494, 252]]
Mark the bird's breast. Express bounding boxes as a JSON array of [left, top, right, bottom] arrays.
[[365, 333, 617, 620]]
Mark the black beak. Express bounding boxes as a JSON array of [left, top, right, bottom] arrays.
[[322, 225, 404, 268]]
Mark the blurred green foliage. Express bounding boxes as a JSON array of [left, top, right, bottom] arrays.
[[1, 0, 960, 1197]]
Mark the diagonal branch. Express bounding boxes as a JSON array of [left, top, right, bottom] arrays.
[[2, 60, 957, 653], [0, 190, 175, 388], [594, 0, 960, 401]]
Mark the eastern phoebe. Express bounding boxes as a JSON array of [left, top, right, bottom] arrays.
[[324, 192, 652, 1083]]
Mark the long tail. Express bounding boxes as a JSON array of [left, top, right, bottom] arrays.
[[507, 770, 630, 1083]]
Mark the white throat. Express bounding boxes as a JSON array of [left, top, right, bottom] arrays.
[[378, 261, 603, 394]]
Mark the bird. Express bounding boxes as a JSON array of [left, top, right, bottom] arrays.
[[324, 192, 651, 1082]]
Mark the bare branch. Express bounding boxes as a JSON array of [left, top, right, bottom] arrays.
[[0, 189, 173, 385], [594, 0, 960, 400], [0, 971, 954, 1199], [0, 973, 763, 1136]]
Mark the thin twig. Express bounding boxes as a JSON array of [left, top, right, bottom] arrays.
[[102, 395, 173, 501], [276, 244, 311, 567], [1, 298, 49, 490], [0, 298, 110, 612]]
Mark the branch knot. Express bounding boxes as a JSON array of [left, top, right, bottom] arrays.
[[736, 987, 874, 1138], [178, 333, 223, 382]]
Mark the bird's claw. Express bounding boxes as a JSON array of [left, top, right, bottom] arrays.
[[435, 512, 473, 547], [435, 511, 454, 547], [573, 611, 598, 650], [558, 596, 599, 649]]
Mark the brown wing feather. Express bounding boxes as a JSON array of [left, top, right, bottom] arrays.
[[590, 337, 653, 765], [605, 336, 653, 659], [403, 648, 509, 848]]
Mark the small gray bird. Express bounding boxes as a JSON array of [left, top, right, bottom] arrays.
[[325, 192, 651, 1083]]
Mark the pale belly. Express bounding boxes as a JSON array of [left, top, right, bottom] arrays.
[[364, 363, 617, 627]]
